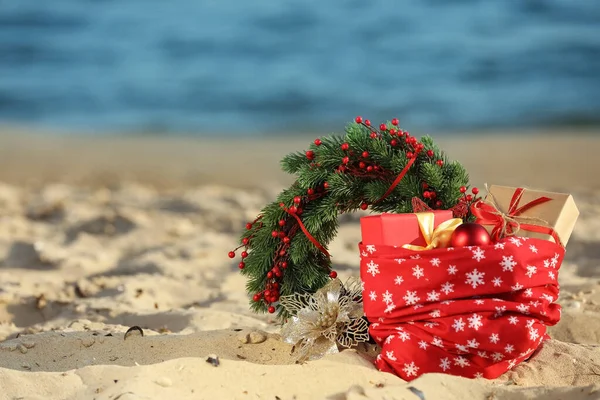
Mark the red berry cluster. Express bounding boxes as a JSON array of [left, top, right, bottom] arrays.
[[458, 185, 482, 209]]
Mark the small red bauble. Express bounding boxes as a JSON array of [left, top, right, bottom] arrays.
[[406, 152, 414, 158], [355, 116, 363, 124], [329, 271, 338, 278], [459, 186, 467, 193], [281, 261, 288, 269], [359, 161, 366, 169], [283, 237, 290, 244], [241, 251, 248, 258], [278, 231, 286, 238], [366, 166, 373, 172], [436, 160, 444, 167], [238, 262, 245, 269], [323, 182, 329, 189], [278, 219, 285, 227], [450, 223, 492, 248], [390, 139, 398, 147], [398, 130, 405, 137], [466, 194, 473, 202], [228, 251, 235, 258], [422, 183, 429, 189], [268, 306, 276, 314], [426, 150, 434, 157], [364, 119, 371, 126], [472, 187, 480, 195], [362, 151, 369, 158], [307, 188, 315, 195], [288, 205, 297, 214], [379, 123, 387, 131], [391, 118, 399, 126], [245, 223, 253, 230], [293, 196, 301, 204], [314, 138, 322, 146], [267, 272, 273, 279], [360, 202, 368, 210], [389, 128, 397, 135], [435, 200, 443, 207], [271, 230, 278, 238], [341, 143, 349, 151], [370, 132, 377, 139], [242, 238, 249, 245], [306, 150, 315, 160], [252, 294, 261, 302], [423, 191, 431, 199], [342, 156, 350, 164]]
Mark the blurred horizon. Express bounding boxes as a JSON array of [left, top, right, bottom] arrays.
[[0, 0, 599, 136]]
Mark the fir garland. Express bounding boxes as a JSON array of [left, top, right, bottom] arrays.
[[228, 117, 479, 319]]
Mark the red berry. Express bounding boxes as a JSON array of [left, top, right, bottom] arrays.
[[355, 116, 363, 124], [370, 132, 377, 139], [430, 191, 437, 199], [436, 160, 444, 167], [329, 271, 338, 278], [426, 150, 434, 157], [435, 200, 443, 207], [359, 161, 366, 169], [472, 187, 480, 195], [389, 129, 397, 136], [423, 191, 431, 199], [422, 183, 429, 189], [245, 223, 253, 230], [306, 150, 314, 160], [460, 186, 467, 193], [267, 272, 273, 279], [278, 219, 285, 227], [281, 261, 288, 269], [362, 151, 369, 158], [391, 118, 399, 126], [289, 205, 297, 214], [278, 231, 286, 238], [323, 182, 329, 189], [307, 188, 314, 195], [406, 152, 414, 158], [366, 166, 373, 172], [397, 130, 404, 137], [379, 123, 387, 131], [279, 250, 286, 256], [390, 139, 398, 147], [238, 262, 245, 269], [341, 143, 349, 151], [271, 231, 278, 238], [364, 119, 371, 126], [342, 156, 350, 164], [314, 138, 322, 146], [466, 194, 473, 201], [228, 251, 235, 258], [268, 306, 276, 314], [360, 202, 368, 210], [242, 238, 249, 245], [253, 294, 261, 302], [293, 196, 301, 204], [241, 251, 248, 258], [283, 237, 290, 244]]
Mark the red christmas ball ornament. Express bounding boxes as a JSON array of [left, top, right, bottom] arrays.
[[391, 118, 399, 126], [450, 223, 492, 248], [355, 116, 363, 124], [314, 138, 322, 146]]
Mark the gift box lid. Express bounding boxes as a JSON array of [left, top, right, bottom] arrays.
[[360, 210, 454, 247], [485, 185, 579, 246]]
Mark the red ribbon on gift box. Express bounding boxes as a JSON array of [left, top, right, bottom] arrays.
[[471, 187, 561, 245]]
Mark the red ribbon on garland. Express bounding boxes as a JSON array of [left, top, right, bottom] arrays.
[[471, 187, 562, 245], [373, 156, 418, 204]]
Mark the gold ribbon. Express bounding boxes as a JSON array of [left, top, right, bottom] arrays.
[[402, 212, 463, 251]]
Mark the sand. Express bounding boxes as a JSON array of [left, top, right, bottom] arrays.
[[1, 129, 600, 399]]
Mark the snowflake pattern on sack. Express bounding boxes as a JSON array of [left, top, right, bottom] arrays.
[[359, 237, 564, 381]]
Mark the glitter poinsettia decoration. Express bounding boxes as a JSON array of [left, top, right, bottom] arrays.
[[279, 277, 370, 362]]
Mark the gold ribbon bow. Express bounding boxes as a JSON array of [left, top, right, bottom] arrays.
[[402, 212, 463, 251]]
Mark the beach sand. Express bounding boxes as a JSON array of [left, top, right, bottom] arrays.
[[1, 129, 600, 399]]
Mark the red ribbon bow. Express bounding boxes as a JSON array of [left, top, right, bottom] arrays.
[[471, 188, 561, 245]]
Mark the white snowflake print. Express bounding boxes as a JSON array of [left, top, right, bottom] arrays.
[[386, 350, 397, 361], [492, 352, 504, 361], [369, 291, 377, 301], [500, 255, 517, 272], [516, 303, 530, 314], [384, 303, 396, 314], [524, 288, 533, 297], [430, 257, 441, 267], [440, 282, 455, 295], [432, 337, 444, 348], [366, 260, 380, 277], [508, 316, 519, 325], [526, 265, 537, 278], [504, 344, 515, 354], [550, 253, 559, 268], [413, 304, 424, 310], [410, 254, 422, 260], [376, 354, 382, 362], [424, 321, 438, 328], [489, 333, 500, 344], [529, 245, 538, 254], [467, 339, 480, 348], [467, 313, 484, 330], [394, 275, 404, 285], [474, 372, 484, 378], [492, 277, 503, 287], [441, 300, 454, 305], [474, 299, 485, 305], [395, 258, 406, 264], [477, 351, 489, 359], [454, 357, 470, 367], [430, 309, 441, 318], [427, 290, 441, 302], [529, 327, 540, 341], [382, 290, 393, 304], [494, 306, 506, 318], [366, 244, 377, 254], [541, 293, 554, 303], [439, 358, 451, 371], [509, 237, 523, 247], [525, 319, 535, 328], [543, 259, 550, 268], [447, 265, 457, 275], [371, 322, 380, 329], [548, 271, 556, 280], [361, 251, 368, 257], [465, 269, 485, 289], [472, 247, 486, 262], [529, 300, 541, 308], [507, 359, 518, 370], [403, 290, 421, 305], [384, 335, 395, 345], [418, 340, 429, 350], [403, 362, 419, 377], [452, 317, 466, 332], [511, 282, 524, 291], [455, 344, 469, 353], [397, 330, 410, 342], [494, 242, 505, 250], [413, 265, 425, 279]]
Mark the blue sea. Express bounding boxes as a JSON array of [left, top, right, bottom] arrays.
[[0, 0, 599, 136]]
